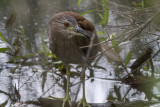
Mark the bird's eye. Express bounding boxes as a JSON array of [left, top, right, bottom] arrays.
[[64, 22, 70, 27]]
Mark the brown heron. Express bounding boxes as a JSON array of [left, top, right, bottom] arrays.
[[49, 11, 119, 107]]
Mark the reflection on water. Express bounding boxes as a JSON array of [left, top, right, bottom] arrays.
[[0, 0, 160, 107]]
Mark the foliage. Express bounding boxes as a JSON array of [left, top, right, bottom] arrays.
[[101, 0, 109, 25], [97, 31, 104, 36], [111, 34, 121, 53], [80, 10, 95, 16], [77, 0, 82, 6], [0, 32, 14, 52], [125, 50, 132, 65], [0, 47, 8, 53]]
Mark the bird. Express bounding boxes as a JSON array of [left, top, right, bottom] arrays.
[[49, 11, 120, 107]]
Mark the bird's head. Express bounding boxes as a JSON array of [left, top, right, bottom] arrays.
[[51, 14, 91, 39]]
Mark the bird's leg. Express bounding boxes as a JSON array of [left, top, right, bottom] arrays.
[[77, 70, 91, 107], [50, 66, 72, 107], [62, 66, 72, 107]]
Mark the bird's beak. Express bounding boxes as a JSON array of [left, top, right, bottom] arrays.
[[72, 26, 91, 38]]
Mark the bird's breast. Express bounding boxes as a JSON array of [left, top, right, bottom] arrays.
[[52, 35, 87, 64]]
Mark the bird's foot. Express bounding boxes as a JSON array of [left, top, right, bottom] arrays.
[[50, 96, 72, 107], [77, 97, 91, 107], [62, 95, 72, 107]]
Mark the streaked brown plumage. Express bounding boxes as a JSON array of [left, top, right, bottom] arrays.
[[49, 11, 100, 65]]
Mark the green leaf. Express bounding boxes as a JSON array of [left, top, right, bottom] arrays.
[[97, 31, 104, 36], [98, 13, 104, 25], [7, 53, 34, 63], [111, 35, 120, 52], [0, 100, 8, 107], [77, 0, 82, 6], [0, 48, 9, 52], [41, 71, 47, 91], [5, 42, 14, 52], [102, 0, 109, 25], [13, 36, 21, 46], [46, 52, 55, 58], [22, 53, 34, 58], [99, 37, 106, 42], [125, 50, 132, 65], [143, 66, 148, 71], [93, 65, 106, 71], [80, 10, 95, 16], [99, 20, 103, 25], [98, 13, 103, 19], [7, 56, 21, 63], [0, 32, 15, 52], [12, 64, 19, 73], [0, 32, 7, 42], [41, 34, 48, 60]]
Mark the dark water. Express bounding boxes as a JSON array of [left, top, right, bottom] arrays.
[[0, 0, 160, 107]]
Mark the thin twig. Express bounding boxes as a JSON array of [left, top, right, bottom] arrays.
[[73, 30, 97, 106], [89, 15, 154, 59], [122, 86, 132, 101]]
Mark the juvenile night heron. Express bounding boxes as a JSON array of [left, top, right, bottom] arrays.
[[49, 11, 111, 107]]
